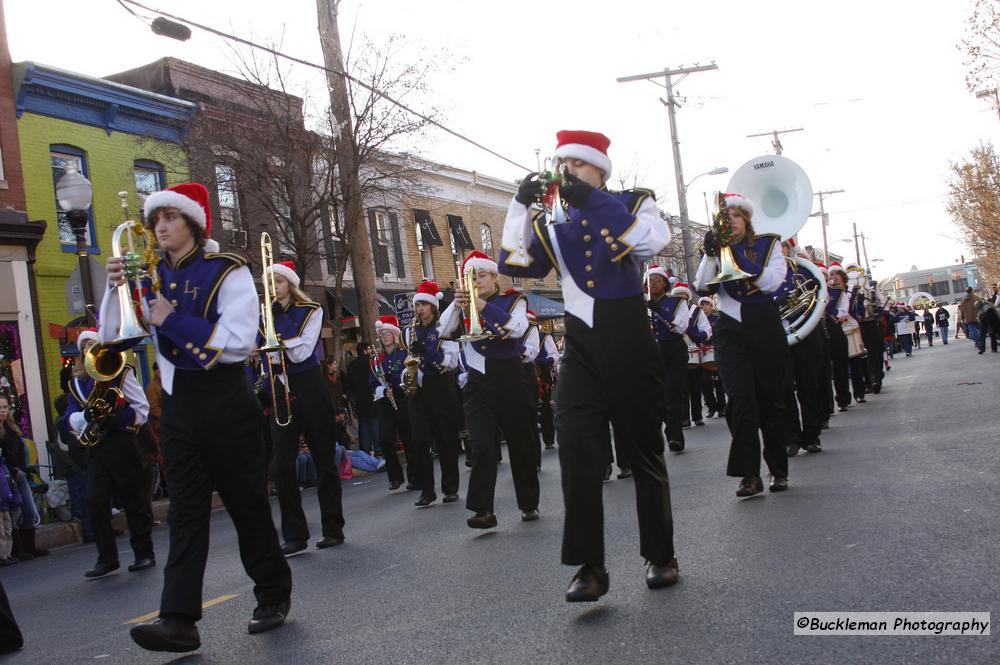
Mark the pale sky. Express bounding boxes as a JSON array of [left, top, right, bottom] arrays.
[[7, 0, 997, 281]]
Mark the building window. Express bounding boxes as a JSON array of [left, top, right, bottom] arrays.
[[133, 160, 164, 214], [480, 225, 494, 259], [414, 217, 434, 280], [214, 164, 241, 232], [50, 146, 97, 251], [952, 278, 968, 293], [375, 210, 398, 277]]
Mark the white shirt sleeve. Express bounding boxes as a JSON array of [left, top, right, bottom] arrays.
[[693, 255, 719, 294], [206, 266, 261, 364], [439, 302, 463, 339], [671, 300, 692, 332], [621, 197, 672, 260], [439, 340, 460, 371], [522, 326, 540, 363], [505, 298, 530, 339], [696, 309, 712, 337], [121, 368, 149, 426], [282, 308, 322, 364], [836, 292, 849, 319], [753, 241, 789, 294]]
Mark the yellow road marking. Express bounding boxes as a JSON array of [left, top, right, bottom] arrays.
[[125, 594, 240, 624]]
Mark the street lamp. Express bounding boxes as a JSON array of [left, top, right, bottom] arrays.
[[975, 88, 1000, 122], [684, 166, 728, 193], [56, 167, 96, 322]]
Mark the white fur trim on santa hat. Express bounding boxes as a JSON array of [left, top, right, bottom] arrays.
[[698, 296, 713, 306], [77, 330, 99, 349], [671, 284, 693, 300], [144, 190, 207, 229], [375, 320, 401, 337], [724, 193, 754, 218], [464, 255, 498, 274], [554, 144, 612, 181], [644, 265, 669, 282], [668, 276, 680, 287], [268, 263, 300, 288], [828, 264, 848, 276], [413, 292, 443, 308]]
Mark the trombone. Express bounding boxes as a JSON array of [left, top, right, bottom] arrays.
[[258, 232, 293, 427], [457, 256, 492, 343]]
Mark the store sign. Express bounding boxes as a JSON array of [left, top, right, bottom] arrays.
[[394, 291, 416, 327]]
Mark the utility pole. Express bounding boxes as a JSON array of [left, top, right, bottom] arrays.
[[852, 222, 862, 265], [746, 127, 803, 155], [316, 0, 378, 342], [617, 63, 718, 283], [813, 189, 844, 264]]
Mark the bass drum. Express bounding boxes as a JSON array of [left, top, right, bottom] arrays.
[[842, 317, 866, 358]]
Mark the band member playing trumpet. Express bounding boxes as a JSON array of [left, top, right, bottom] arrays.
[[102, 183, 291, 652], [694, 193, 791, 497], [440, 250, 539, 530], [371, 315, 414, 491], [264, 260, 346, 555], [66, 329, 155, 579], [500, 130, 677, 602], [403, 281, 462, 507], [646, 266, 691, 452]]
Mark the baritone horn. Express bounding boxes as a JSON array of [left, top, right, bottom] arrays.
[[258, 232, 293, 427]]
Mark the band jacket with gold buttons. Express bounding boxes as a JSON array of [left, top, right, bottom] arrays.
[[649, 294, 685, 343], [268, 301, 324, 376], [500, 188, 654, 301], [369, 347, 408, 393], [410, 321, 449, 375], [148, 247, 246, 370], [467, 291, 525, 360], [710, 233, 783, 305], [826, 286, 845, 322]]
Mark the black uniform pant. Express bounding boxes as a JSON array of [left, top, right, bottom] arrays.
[[849, 356, 868, 401], [377, 393, 412, 486], [828, 324, 851, 408], [659, 337, 688, 447], [159, 364, 291, 621], [86, 430, 154, 565], [272, 366, 345, 542], [0, 580, 22, 654], [701, 365, 726, 414], [408, 372, 461, 495], [522, 363, 543, 469], [790, 327, 824, 446], [539, 387, 555, 448], [464, 359, 539, 514], [686, 365, 703, 422], [715, 302, 789, 479], [559, 296, 674, 567], [860, 320, 884, 390], [601, 424, 630, 470], [820, 325, 834, 417]]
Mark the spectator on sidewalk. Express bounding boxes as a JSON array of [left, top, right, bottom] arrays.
[[53, 394, 93, 542], [0, 394, 49, 560], [975, 300, 1000, 354], [959, 288, 980, 347], [346, 343, 379, 455], [922, 308, 935, 346], [935, 304, 950, 345], [911, 307, 922, 349], [325, 358, 347, 411], [0, 456, 20, 566]]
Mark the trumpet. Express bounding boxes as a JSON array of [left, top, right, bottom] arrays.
[[535, 150, 569, 225], [403, 316, 421, 397], [458, 261, 492, 343], [258, 232, 293, 427], [707, 192, 753, 285]]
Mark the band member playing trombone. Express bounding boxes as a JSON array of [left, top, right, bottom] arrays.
[[66, 329, 155, 580], [371, 315, 414, 491], [440, 250, 539, 530], [403, 281, 462, 507], [500, 130, 678, 602], [102, 183, 291, 652], [646, 266, 691, 452], [694, 193, 791, 498], [264, 260, 346, 556]]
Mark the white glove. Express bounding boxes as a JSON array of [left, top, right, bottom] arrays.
[[374, 386, 386, 401], [69, 411, 87, 437]]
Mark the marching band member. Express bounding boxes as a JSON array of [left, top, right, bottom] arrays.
[[815, 263, 835, 426], [66, 329, 155, 579], [265, 260, 345, 555], [440, 251, 539, 529], [698, 297, 726, 418], [647, 266, 691, 452], [826, 264, 853, 411], [846, 280, 870, 403], [371, 316, 414, 491], [520, 308, 543, 470], [500, 130, 677, 601], [535, 325, 559, 451], [677, 283, 711, 428], [102, 183, 291, 652], [404, 281, 462, 507], [693, 192, 792, 497]]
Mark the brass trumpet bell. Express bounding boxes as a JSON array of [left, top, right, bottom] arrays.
[[707, 246, 753, 285], [83, 343, 126, 382], [458, 263, 493, 343]]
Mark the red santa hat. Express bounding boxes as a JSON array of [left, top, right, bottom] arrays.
[[554, 130, 612, 181], [671, 282, 693, 300], [644, 263, 670, 282], [267, 260, 300, 288], [413, 280, 444, 308], [375, 315, 401, 337], [828, 262, 848, 277], [526, 309, 538, 323], [723, 192, 754, 218], [462, 249, 498, 275], [143, 182, 219, 252], [76, 327, 100, 349], [816, 262, 829, 272]]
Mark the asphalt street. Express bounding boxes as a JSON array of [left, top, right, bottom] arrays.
[[1, 337, 997, 664]]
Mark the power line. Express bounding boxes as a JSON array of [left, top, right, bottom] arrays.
[[117, 0, 532, 172]]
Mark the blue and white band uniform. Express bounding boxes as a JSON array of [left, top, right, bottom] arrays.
[[271, 301, 324, 376], [826, 287, 849, 322], [693, 234, 789, 322], [66, 367, 150, 438], [403, 319, 460, 388], [685, 309, 712, 362], [499, 187, 670, 327], [536, 332, 559, 371], [649, 295, 691, 342], [97, 247, 260, 395], [439, 291, 530, 374], [521, 324, 541, 364]]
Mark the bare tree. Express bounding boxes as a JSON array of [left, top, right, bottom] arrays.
[[945, 142, 1000, 287], [960, 0, 1000, 94]]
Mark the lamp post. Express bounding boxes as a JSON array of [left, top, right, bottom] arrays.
[[680, 166, 727, 273], [975, 88, 1000, 122], [56, 167, 96, 322]]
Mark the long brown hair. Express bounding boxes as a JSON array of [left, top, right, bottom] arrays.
[[729, 207, 758, 262], [0, 394, 21, 437]]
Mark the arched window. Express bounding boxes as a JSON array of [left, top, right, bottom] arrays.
[[480, 225, 494, 259], [50, 144, 96, 251]]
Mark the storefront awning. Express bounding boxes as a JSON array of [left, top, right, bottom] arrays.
[[525, 292, 565, 319]]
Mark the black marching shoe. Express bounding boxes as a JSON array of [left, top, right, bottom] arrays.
[[668, 440, 684, 452], [415, 492, 436, 507], [85, 561, 120, 578], [565, 565, 610, 603], [280, 540, 308, 557], [694, 420, 705, 427], [786, 444, 800, 457], [736, 476, 764, 497], [316, 536, 345, 549], [820, 420, 830, 430], [128, 557, 156, 572], [467, 511, 498, 529], [768, 476, 789, 492], [856, 397, 866, 403], [521, 509, 540, 522], [130, 616, 201, 653], [405, 483, 417, 491], [544, 443, 556, 450], [602, 464, 613, 482], [247, 600, 291, 635], [617, 467, 633, 479], [681, 419, 692, 429], [645, 558, 680, 589], [442, 493, 460, 503], [804, 442, 822, 454], [388, 480, 403, 490], [706, 410, 716, 419]]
